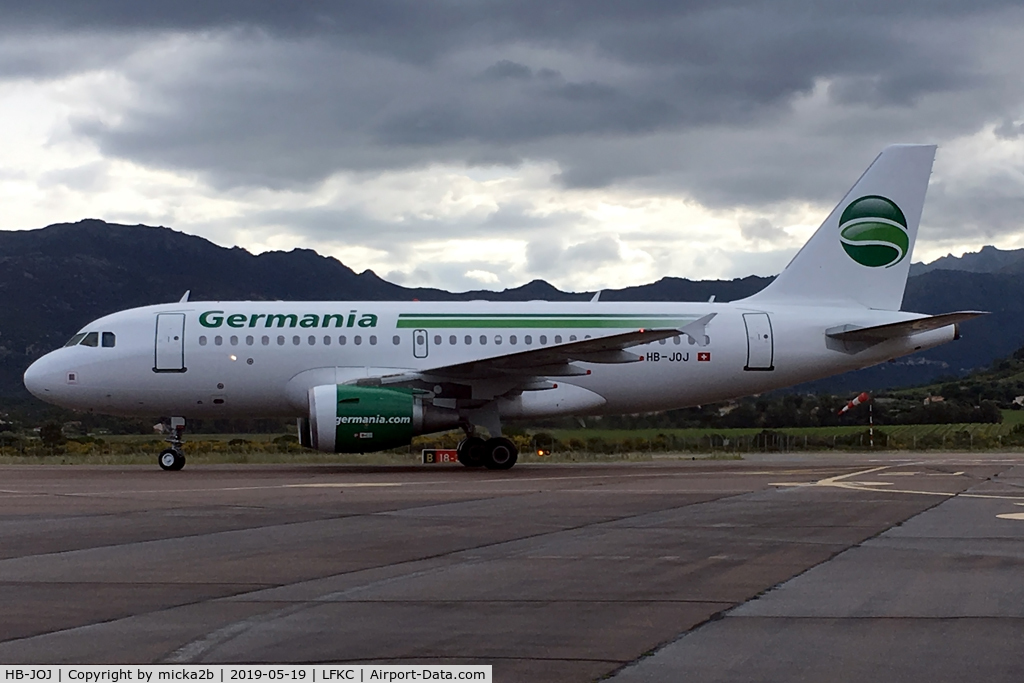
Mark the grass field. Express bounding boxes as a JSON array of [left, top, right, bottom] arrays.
[[542, 413, 1024, 453], [2, 411, 1024, 466], [548, 423, 1012, 441]]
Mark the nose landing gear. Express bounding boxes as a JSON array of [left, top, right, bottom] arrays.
[[158, 417, 186, 471]]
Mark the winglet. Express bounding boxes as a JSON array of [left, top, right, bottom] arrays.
[[178, 290, 190, 303], [678, 313, 716, 347]]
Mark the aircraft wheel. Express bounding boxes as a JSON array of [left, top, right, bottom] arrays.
[[159, 448, 185, 471], [484, 437, 518, 470], [457, 436, 486, 468]]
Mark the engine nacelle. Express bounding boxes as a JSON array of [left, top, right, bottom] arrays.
[[303, 385, 460, 453]]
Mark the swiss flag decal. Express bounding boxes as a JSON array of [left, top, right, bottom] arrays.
[[697, 352, 711, 362]]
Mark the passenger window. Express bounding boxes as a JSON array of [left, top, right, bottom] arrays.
[[339, 335, 347, 345], [539, 335, 547, 345], [64, 333, 87, 347], [325, 336, 332, 346], [102, 332, 116, 347], [199, 336, 208, 346], [554, 335, 562, 344], [525, 335, 532, 345], [230, 335, 239, 346], [495, 335, 502, 345], [369, 335, 377, 345], [354, 335, 362, 345], [308, 336, 316, 345], [569, 335, 577, 342], [81, 332, 99, 347], [433, 335, 441, 346], [659, 338, 667, 345], [509, 335, 517, 345], [214, 336, 223, 346], [465, 335, 472, 345], [673, 336, 681, 345], [262, 335, 270, 346], [393, 335, 400, 346], [292, 336, 301, 346], [246, 335, 254, 346], [449, 335, 457, 345], [277, 335, 285, 346], [479, 335, 487, 345]]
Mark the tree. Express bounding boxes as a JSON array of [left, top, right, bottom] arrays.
[[39, 421, 66, 448]]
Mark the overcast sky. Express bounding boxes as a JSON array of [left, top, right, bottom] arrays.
[[2, 1, 1024, 292]]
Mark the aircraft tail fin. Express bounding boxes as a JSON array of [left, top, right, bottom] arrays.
[[743, 144, 936, 310]]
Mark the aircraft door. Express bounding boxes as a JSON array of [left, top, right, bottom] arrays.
[[154, 313, 186, 372], [412, 329, 429, 359], [743, 312, 774, 371]]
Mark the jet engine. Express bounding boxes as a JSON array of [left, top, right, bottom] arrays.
[[300, 385, 460, 453]]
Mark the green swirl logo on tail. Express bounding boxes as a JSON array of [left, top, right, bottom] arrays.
[[839, 195, 909, 268]]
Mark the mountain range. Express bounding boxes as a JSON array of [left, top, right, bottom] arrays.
[[909, 245, 1024, 276], [2, 220, 1023, 400]]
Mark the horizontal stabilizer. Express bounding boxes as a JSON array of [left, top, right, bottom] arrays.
[[826, 311, 987, 343]]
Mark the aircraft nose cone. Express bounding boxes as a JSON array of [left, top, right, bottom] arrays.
[[24, 355, 57, 400]]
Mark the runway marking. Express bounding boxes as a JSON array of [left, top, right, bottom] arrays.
[[0, 467, 844, 499], [772, 465, 965, 498], [772, 465, 1024, 502], [771, 465, 897, 491], [959, 493, 1024, 501], [12, 482, 422, 496], [996, 512, 1024, 520], [284, 483, 402, 488]]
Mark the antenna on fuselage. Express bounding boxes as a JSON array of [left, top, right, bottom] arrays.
[[179, 290, 190, 303], [591, 291, 601, 302]]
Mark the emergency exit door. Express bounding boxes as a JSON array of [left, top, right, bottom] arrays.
[[743, 312, 774, 371], [412, 329, 429, 359], [154, 313, 186, 372]]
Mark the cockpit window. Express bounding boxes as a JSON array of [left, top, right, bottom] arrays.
[[102, 332, 116, 348], [80, 332, 99, 347], [64, 333, 87, 347]]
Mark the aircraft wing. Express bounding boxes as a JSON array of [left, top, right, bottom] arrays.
[[826, 311, 987, 343], [356, 314, 716, 386]]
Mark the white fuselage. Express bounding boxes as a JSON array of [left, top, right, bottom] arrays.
[[24, 300, 954, 420]]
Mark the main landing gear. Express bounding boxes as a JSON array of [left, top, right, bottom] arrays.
[[457, 435, 518, 470], [158, 417, 186, 471]]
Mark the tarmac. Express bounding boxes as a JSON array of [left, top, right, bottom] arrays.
[[0, 453, 1022, 682]]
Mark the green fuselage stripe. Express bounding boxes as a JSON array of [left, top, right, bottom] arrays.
[[397, 313, 693, 319], [396, 317, 698, 329]]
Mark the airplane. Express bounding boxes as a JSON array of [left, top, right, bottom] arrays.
[[23, 144, 985, 471]]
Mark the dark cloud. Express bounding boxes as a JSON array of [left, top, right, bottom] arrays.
[[995, 119, 1024, 139], [4, 1, 1024, 214], [38, 161, 110, 192], [526, 237, 622, 275], [241, 202, 586, 251], [740, 218, 786, 245]]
